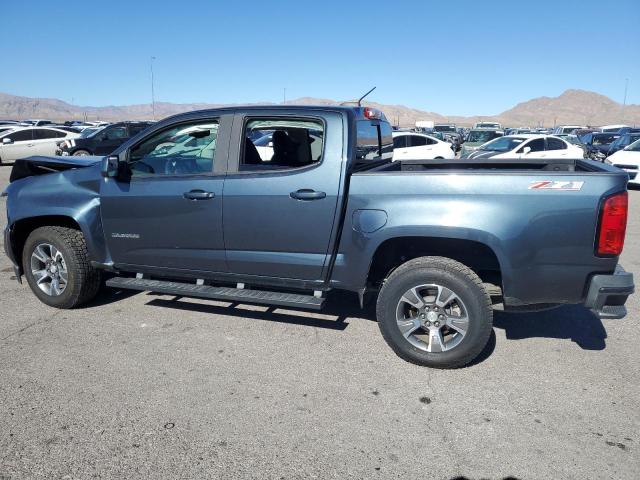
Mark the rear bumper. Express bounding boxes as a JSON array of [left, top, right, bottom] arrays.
[[584, 265, 634, 319]]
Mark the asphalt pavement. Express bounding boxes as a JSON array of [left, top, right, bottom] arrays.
[[0, 164, 638, 479]]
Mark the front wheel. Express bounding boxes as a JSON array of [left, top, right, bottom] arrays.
[[376, 256, 493, 368], [72, 149, 91, 156], [22, 226, 101, 309]]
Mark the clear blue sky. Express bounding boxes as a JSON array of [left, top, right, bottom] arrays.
[[2, 0, 639, 115]]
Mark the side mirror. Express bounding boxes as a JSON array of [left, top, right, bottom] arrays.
[[2, 137, 13, 145], [522, 146, 532, 155], [101, 154, 125, 178]]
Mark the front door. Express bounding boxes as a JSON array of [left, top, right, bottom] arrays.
[[101, 116, 229, 274], [222, 112, 343, 281], [0, 129, 36, 162]]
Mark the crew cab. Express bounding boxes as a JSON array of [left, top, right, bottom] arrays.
[[2, 106, 634, 369]]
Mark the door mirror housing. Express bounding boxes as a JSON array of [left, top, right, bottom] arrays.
[[102, 154, 126, 178], [2, 137, 13, 145]]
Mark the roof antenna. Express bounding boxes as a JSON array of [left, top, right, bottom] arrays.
[[357, 86, 376, 106]]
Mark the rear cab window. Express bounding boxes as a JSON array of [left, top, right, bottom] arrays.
[[356, 120, 393, 164]]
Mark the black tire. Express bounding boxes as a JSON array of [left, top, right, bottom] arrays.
[[22, 226, 102, 309], [376, 256, 492, 368], [72, 149, 91, 156]]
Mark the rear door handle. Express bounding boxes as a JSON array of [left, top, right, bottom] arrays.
[[290, 189, 326, 200], [183, 190, 215, 200]]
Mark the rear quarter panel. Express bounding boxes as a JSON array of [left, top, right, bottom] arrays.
[[332, 169, 626, 306]]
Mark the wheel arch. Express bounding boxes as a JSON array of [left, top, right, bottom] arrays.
[[367, 236, 503, 291], [9, 214, 106, 274]]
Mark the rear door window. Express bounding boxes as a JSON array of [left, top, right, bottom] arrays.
[[393, 136, 407, 149], [408, 135, 427, 147], [34, 129, 66, 139], [241, 118, 324, 171], [546, 137, 567, 150]]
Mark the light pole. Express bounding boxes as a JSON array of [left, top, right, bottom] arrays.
[[150, 56, 156, 120]]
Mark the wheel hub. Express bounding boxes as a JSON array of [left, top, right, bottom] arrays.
[[30, 243, 68, 297], [395, 283, 470, 353]]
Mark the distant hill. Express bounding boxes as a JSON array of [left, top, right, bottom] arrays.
[[1, 89, 637, 127]]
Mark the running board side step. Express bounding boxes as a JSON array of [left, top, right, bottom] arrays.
[[105, 277, 326, 310]]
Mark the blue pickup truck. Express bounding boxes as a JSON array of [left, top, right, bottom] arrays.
[[2, 106, 634, 368]]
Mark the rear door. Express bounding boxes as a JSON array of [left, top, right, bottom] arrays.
[[545, 137, 569, 157], [32, 128, 67, 156], [222, 110, 344, 281]]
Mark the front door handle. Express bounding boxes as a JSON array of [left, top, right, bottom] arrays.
[[184, 190, 215, 200], [290, 189, 326, 201]]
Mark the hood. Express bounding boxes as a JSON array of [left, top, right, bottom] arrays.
[[10, 155, 103, 183]]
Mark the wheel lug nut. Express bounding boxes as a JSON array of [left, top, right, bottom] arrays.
[[434, 321, 440, 327], [425, 321, 431, 327], [439, 314, 445, 320]]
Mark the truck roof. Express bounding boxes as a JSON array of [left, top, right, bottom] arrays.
[[158, 105, 389, 124]]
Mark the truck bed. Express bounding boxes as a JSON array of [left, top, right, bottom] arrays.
[[365, 157, 620, 173]]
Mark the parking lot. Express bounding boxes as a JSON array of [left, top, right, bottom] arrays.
[[0, 162, 638, 479]]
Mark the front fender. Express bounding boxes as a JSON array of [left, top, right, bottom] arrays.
[[5, 164, 110, 267]]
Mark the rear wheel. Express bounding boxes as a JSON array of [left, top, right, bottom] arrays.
[[22, 226, 101, 309], [376, 256, 492, 368]]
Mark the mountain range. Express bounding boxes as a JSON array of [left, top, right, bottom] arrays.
[[1, 89, 638, 127]]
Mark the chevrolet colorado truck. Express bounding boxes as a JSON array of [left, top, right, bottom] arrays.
[[2, 106, 635, 368]]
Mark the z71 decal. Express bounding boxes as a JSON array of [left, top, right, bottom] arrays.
[[529, 181, 584, 191]]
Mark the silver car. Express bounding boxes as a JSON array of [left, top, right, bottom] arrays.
[[0, 127, 79, 165]]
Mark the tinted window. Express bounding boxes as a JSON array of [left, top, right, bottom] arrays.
[[546, 137, 566, 150], [393, 136, 407, 149], [103, 126, 127, 141], [6, 130, 34, 142], [128, 120, 219, 176], [34, 129, 66, 140], [241, 118, 324, 170], [408, 135, 427, 147], [523, 138, 545, 152]]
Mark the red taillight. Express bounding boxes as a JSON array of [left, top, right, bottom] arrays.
[[597, 191, 628, 256]]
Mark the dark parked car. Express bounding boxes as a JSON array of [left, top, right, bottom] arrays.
[[607, 133, 640, 156], [580, 132, 622, 160], [56, 121, 153, 156], [3, 106, 633, 369]]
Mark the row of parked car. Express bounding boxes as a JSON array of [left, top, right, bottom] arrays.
[[0, 119, 154, 164], [389, 121, 639, 166]]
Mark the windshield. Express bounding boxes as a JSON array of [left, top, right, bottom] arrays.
[[480, 136, 526, 152], [433, 125, 456, 133], [467, 130, 501, 143], [625, 139, 640, 152]]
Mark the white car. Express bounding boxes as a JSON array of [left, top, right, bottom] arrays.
[[607, 139, 640, 186], [0, 127, 79, 164], [467, 134, 584, 160], [392, 132, 455, 161]]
